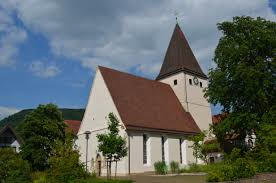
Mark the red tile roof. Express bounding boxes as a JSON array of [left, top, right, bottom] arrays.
[[64, 120, 81, 135], [99, 66, 200, 134], [156, 24, 207, 80], [212, 113, 228, 125]]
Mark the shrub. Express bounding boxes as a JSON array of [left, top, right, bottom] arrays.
[[206, 158, 256, 182], [206, 163, 236, 182], [32, 171, 47, 183], [233, 158, 256, 179], [46, 136, 87, 183], [247, 146, 276, 173], [0, 148, 32, 183], [154, 161, 168, 175], [179, 164, 208, 173], [170, 161, 180, 174]]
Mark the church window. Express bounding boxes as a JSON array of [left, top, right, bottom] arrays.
[[161, 136, 165, 162], [143, 134, 148, 164], [174, 79, 177, 85], [189, 79, 192, 85], [200, 82, 203, 88], [179, 139, 183, 163]]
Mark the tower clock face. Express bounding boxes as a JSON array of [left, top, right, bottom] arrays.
[[193, 76, 199, 85]]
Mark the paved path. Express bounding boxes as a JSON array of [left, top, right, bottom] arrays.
[[123, 175, 206, 183], [118, 173, 276, 183]]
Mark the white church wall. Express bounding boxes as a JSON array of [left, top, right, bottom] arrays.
[[76, 67, 128, 175], [128, 132, 191, 173], [185, 73, 212, 131], [188, 103, 212, 132]]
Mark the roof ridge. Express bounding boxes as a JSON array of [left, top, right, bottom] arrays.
[[98, 66, 171, 87]]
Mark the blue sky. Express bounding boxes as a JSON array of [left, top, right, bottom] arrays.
[[0, 0, 275, 119]]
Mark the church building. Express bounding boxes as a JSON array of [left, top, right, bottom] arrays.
[[76, 24, 212, 175]]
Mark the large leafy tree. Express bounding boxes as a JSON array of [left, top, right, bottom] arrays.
[[205, 16, 276, 149], [19, 103, 66, 171], [97, 113, 127, 178]]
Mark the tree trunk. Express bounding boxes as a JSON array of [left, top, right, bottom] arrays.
[[115, 160, 117, 178], [109, 160, 112, 179], [106, 161, 109, 179]]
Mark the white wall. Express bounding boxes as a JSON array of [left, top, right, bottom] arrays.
[[128, 132, 192, 173], [76, 67, 128, 175]]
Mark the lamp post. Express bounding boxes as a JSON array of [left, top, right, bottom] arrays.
[[84, 131, 91, 173]]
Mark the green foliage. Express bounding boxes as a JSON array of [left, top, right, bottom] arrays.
[[97, 113, 128, 178], [206, 16, 276, 115], [257, 108, 276, 152], [206, 160, 255, 182], [169, 161, 180, 174], [46, 134, 87, 183], [0, 108, 85, 129], [180, 163, 207, 173], [154, 161, 168, 175], [205, 16, 276, 151], [206, 149, 256, 182], [188, 132, 209, 163], [19, 103, 66, 171], [0, 148, 31, 183], [32, 172, 47, 183], [247, 145, 276, 173]]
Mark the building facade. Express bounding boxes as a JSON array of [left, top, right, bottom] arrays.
[[76, 24, 212, 175]]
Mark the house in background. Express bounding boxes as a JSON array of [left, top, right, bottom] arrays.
[[64, 120, 81, 135], [76, 23, 212, 175], [0, 124, 22, 152]]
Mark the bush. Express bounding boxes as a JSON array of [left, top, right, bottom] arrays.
[[247, 146, 276, 173], [206, 158, 255, 182], [170, 161, 180, 174], [154, 161, 168, 175], [180, 163, 207, 173], [206, 163, 236, 182], [0, 148, 32, 183], [46, 135, 87, 183], [233, 158, 256, 179], [32, 171, 47, 183]]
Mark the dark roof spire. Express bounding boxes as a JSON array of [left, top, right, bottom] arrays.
[[156, 24, 207, 80]]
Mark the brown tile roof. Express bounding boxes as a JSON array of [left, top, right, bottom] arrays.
[[99, 66, 200, 134], [64, 120, 81, 135], [156, 24, 207, 80]]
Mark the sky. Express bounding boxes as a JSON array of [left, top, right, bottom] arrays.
[[0, 0, 275, 120]]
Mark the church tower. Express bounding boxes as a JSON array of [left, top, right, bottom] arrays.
[[156, 24, 212, 131]]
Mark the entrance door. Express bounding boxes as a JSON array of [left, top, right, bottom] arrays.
[[96, 154, 102, 176]]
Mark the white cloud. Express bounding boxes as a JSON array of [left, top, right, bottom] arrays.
[[0, 106, 20, 120], [29, 60, 60, 78], [2, 0, 276, 77], [0, 6, 27, 66]]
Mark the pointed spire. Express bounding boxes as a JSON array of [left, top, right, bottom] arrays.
[[156, 24, 207, 80]]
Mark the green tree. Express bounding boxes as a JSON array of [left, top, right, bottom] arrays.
[[205, 16, 276, 149], [47, 133, 87, 183], [97, 113, 127, 178], [19, 103, 66, 171], [0, 148, 31, 183], [188, 132, 221, 164]]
